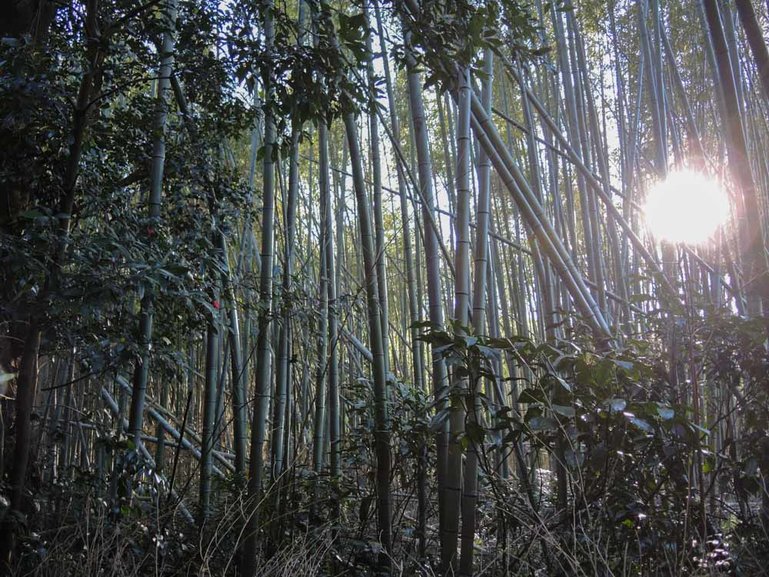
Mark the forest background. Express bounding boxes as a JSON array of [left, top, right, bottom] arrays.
[[2, 0, 769, 575]]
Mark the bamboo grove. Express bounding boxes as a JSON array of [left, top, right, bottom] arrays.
[[2, 0, 769, 575]]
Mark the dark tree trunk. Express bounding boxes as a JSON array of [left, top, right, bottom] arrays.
[[735, 0, 769, 101]]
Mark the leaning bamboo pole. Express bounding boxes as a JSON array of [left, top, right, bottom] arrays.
[[502, 61, 679, 302], [735, 0, 769, 103], [469, 91, 612, 341], [702, 0, 769, 315]]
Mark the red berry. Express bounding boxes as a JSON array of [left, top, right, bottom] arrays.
[[212, 300, 220, 310]]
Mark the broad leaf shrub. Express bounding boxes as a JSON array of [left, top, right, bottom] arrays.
[[418, 307, 769, 575]]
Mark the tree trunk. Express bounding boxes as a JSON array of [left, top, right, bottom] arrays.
[[242, 1, 277, 573], [735, 0, 769, 102], [402, 16, 451, 571], [128, 0, 178, 447], [702, 0, 768, 312], [344, 111, 393, 568]]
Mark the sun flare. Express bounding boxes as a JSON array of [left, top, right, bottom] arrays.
[[642, 169, 730, 245]]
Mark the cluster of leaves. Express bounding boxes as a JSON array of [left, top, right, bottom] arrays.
[[417, 309, 768, 574], [227, 0, 371, 147], [522, 346, 709, 573], [392, 0, 546, 91], [697, 310, 769, 513], [0, 0, 257, 378]]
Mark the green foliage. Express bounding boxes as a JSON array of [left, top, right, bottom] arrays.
[[0, 0, 255, 378], [228, 0, 369, 138], [393, 0, 543, 91], [416, 310, 768, 574]]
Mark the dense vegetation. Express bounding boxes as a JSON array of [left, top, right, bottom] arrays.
[[2, 0, 769, 575]]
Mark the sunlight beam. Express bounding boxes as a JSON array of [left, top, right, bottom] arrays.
[[642, 168, 730, 245]]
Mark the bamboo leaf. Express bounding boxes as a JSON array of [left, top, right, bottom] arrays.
[[552, 404, 575, 418], [528, 416, 558, 431]]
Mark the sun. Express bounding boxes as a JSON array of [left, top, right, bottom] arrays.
[[642, 168, 730, 245]]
